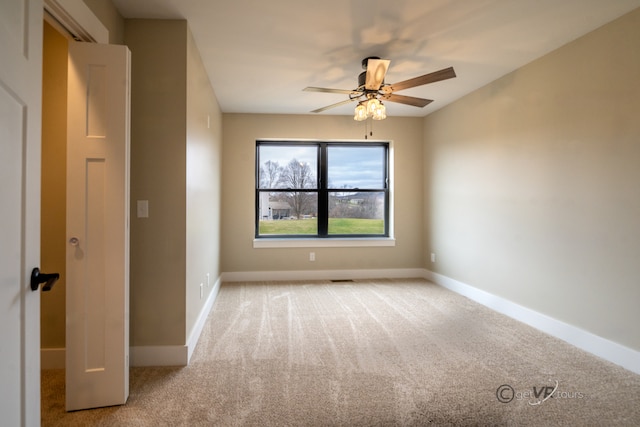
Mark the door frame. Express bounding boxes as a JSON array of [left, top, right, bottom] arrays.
[[43, 0, 108, 44]]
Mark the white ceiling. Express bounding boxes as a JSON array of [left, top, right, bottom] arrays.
[[110, 0, 640, 117]]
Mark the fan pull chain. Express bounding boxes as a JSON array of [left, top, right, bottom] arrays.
[[364, 118, 374, 139]]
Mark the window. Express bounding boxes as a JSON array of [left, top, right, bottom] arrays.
[[256, 140, 390, 239]]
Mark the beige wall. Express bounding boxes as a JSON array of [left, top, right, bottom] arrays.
[[40, 21, 68, 348], [186, 29, 223, 338], [126, 20, 188, 346], [423, 8, 640, 351], [83, 0, 124, 44], [125, 19, 222, 347], [221, 115, 424, 273]]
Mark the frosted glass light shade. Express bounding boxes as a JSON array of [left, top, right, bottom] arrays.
[[354, 103, 368, 121]]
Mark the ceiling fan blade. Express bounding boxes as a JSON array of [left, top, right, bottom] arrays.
[[389, 66, 456, 92], [382, 93, 433, 108], [310, 97, 360, 113], [365, 59, 390, 90], [304, 87, 362, 96]]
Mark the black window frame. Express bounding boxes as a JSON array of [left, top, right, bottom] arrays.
[[255, 140, 390, 239]]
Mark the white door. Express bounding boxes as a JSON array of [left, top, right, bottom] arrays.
[[0, 0, 43, 425], [65, 41, 131, 412]]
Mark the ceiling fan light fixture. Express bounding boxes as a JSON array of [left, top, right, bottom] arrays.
[[366, 98, 381, 115], [354, 103, 368, 121], [354, 96, 386, 121], [311, 57, 456, 120], [372, 102, 386, 120]]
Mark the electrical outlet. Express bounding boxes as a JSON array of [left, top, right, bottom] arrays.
[[206, 273, 210, 288], [309, 252, 315, 262], [200, 283, 204, 299], [431, 253, 436, 263]]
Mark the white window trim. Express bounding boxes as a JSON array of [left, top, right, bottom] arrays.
[[253, 237, 396, 248]]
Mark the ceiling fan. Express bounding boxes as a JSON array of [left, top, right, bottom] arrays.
[[304, 57, 456, 120]]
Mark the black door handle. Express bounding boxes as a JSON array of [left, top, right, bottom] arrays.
[[30, 268, 60, 292]]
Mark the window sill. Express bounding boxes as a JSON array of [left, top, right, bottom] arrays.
[[253, 237, 396, 249]]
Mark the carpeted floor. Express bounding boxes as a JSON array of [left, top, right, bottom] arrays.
[[42, 278, 640, 426]]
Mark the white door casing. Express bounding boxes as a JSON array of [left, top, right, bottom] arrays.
[[0, 0, 44, 425], [65, 41, 131, 412]]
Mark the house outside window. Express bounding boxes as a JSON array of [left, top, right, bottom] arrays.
[[256, 140, 390, 238]]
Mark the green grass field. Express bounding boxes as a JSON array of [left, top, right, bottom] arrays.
[[259, 218, 384, 235]]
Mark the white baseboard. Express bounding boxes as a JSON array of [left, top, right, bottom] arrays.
[[186, 275, 222, 363], [221, 268, 426, 283], [41, 348, 65, 369], [130, 345, 188, 367], [424, 269, 640, 375], [131, 275, 222, 367]]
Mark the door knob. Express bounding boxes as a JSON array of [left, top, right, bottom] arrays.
[[30, 268, 60, 292], [69, 237, 79, 246]]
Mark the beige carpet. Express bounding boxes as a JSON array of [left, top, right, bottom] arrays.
[[42, 278, 640, 426]]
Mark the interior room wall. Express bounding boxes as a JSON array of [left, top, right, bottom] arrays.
[[221, 114, 425, 275], [423, 8, 640, 352], [40, 20, 68, 349], [125, 19, 188, 347], [83, 0, 124, 44], [185, 28, 223, 339]]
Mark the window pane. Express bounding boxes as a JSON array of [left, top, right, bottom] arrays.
[[328, 146, 384, 189], [328, 191, 385, 235], [256, 141, 389, 239], [258, 191, 318, 235], [258, 145, 317, 189]]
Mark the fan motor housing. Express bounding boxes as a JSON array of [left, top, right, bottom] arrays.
[[358, 71, 367, 88], [361, 56, 380, 69]]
